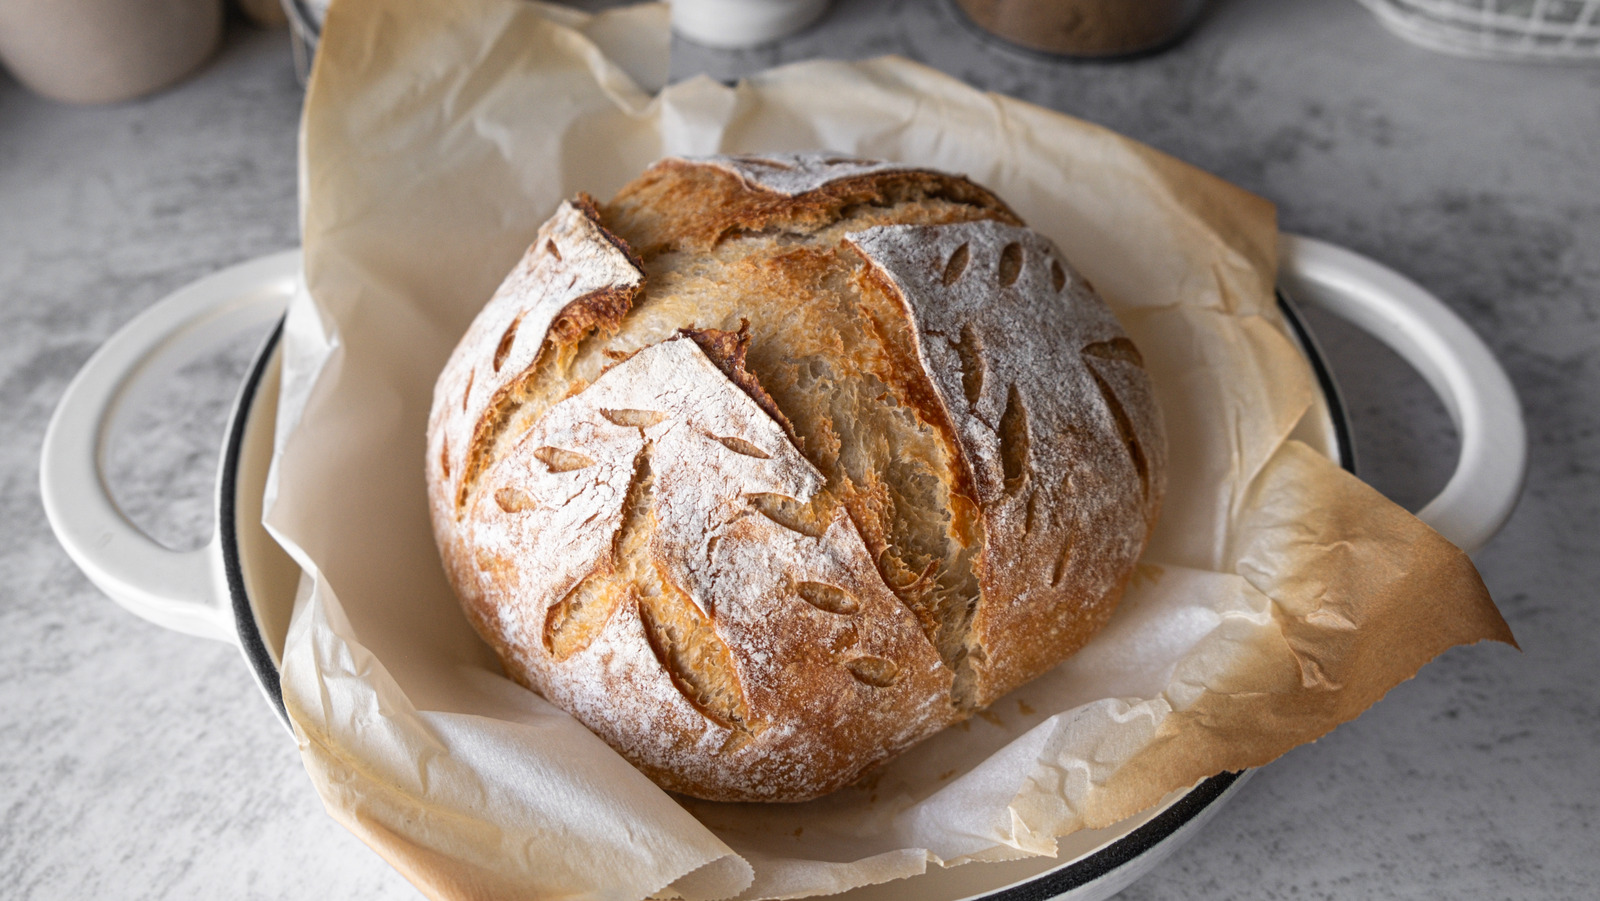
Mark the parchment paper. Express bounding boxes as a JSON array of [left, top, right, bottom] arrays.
[[265, 1, 1515, 899]]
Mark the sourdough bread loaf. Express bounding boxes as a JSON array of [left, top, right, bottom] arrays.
[[426, 153, 1166, 802]]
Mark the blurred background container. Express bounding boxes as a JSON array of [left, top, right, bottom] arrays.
[[0, 0, 289, 105], [950, 0, 1208, 58], [1354, 0, 1600, 61], [0, 0, 224, 105]]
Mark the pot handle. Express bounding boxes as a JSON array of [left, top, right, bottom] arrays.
[[40, 251, 300, 643], [1278, 234, 1526, 554]]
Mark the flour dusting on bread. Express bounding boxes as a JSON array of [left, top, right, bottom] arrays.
[[428, 196, 644, 517], [427, 152, 1164, 801], [691, 152, 918, 197], [851, 221, 1165, 706]]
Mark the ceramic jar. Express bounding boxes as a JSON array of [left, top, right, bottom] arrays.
[[0, 0, 223, 104]]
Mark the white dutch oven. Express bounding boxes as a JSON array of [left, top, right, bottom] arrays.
[[40, 235, 1525, 901]]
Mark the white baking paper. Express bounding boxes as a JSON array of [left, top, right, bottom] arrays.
[[262, 2, 1513, 899]]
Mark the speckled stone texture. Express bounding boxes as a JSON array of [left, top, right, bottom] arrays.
[[0, 25, 413, 901], [3, 1, 1596, 898]]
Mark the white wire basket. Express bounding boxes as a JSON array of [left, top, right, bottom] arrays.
[[1355, 0, 1600, 60]]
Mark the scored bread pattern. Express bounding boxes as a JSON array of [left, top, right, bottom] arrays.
[[428, 153, 1163, 800], [428, 198, 644, 515], [465, 335, 950, 798], [849, 220, 1165, 705]]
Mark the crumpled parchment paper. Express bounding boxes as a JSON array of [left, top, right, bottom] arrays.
[[262, 1, 1514, 899]]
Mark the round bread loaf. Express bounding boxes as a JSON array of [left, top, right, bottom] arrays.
[[426, 153, 1165, 802]]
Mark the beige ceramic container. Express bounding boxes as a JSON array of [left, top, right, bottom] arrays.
[[0, 0, 222, 104]]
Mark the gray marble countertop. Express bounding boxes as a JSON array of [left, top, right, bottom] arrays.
[[3, 1, 1596, 898]]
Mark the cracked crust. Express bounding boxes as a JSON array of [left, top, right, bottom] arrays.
[[427, 153, 1164, 801]]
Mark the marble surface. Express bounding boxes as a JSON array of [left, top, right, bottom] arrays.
[[3, 1, 1596, 898]]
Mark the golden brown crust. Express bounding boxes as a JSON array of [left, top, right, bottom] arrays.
[[678, 320, 798, 442], [603, 154, 1021, 257], [546, 194, 646, 348], [427, 196, 647, 518], [427, 153, 1164, 801]]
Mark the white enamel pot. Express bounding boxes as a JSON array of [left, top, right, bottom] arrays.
[[39, 235, 1525, 901]]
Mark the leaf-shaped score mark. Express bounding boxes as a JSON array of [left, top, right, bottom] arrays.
[[796, 581, 860, 616], [711, 434, 770, 459], [494, 486, 538, 513], [1050, 533, 1076, 588], [998, 383, 1030, 495], [748, 492, 830, 539], [600, 408, 666, 429], [950, 322, 985, 408], [533, 445, 596, 473], [544, 572, 624, 660], [844, 655, 900, 687], [493, 314, 522, 373], [639, 578, 752, 730], [941, 242, 970, 286], [997, 242, 1023, 288]]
